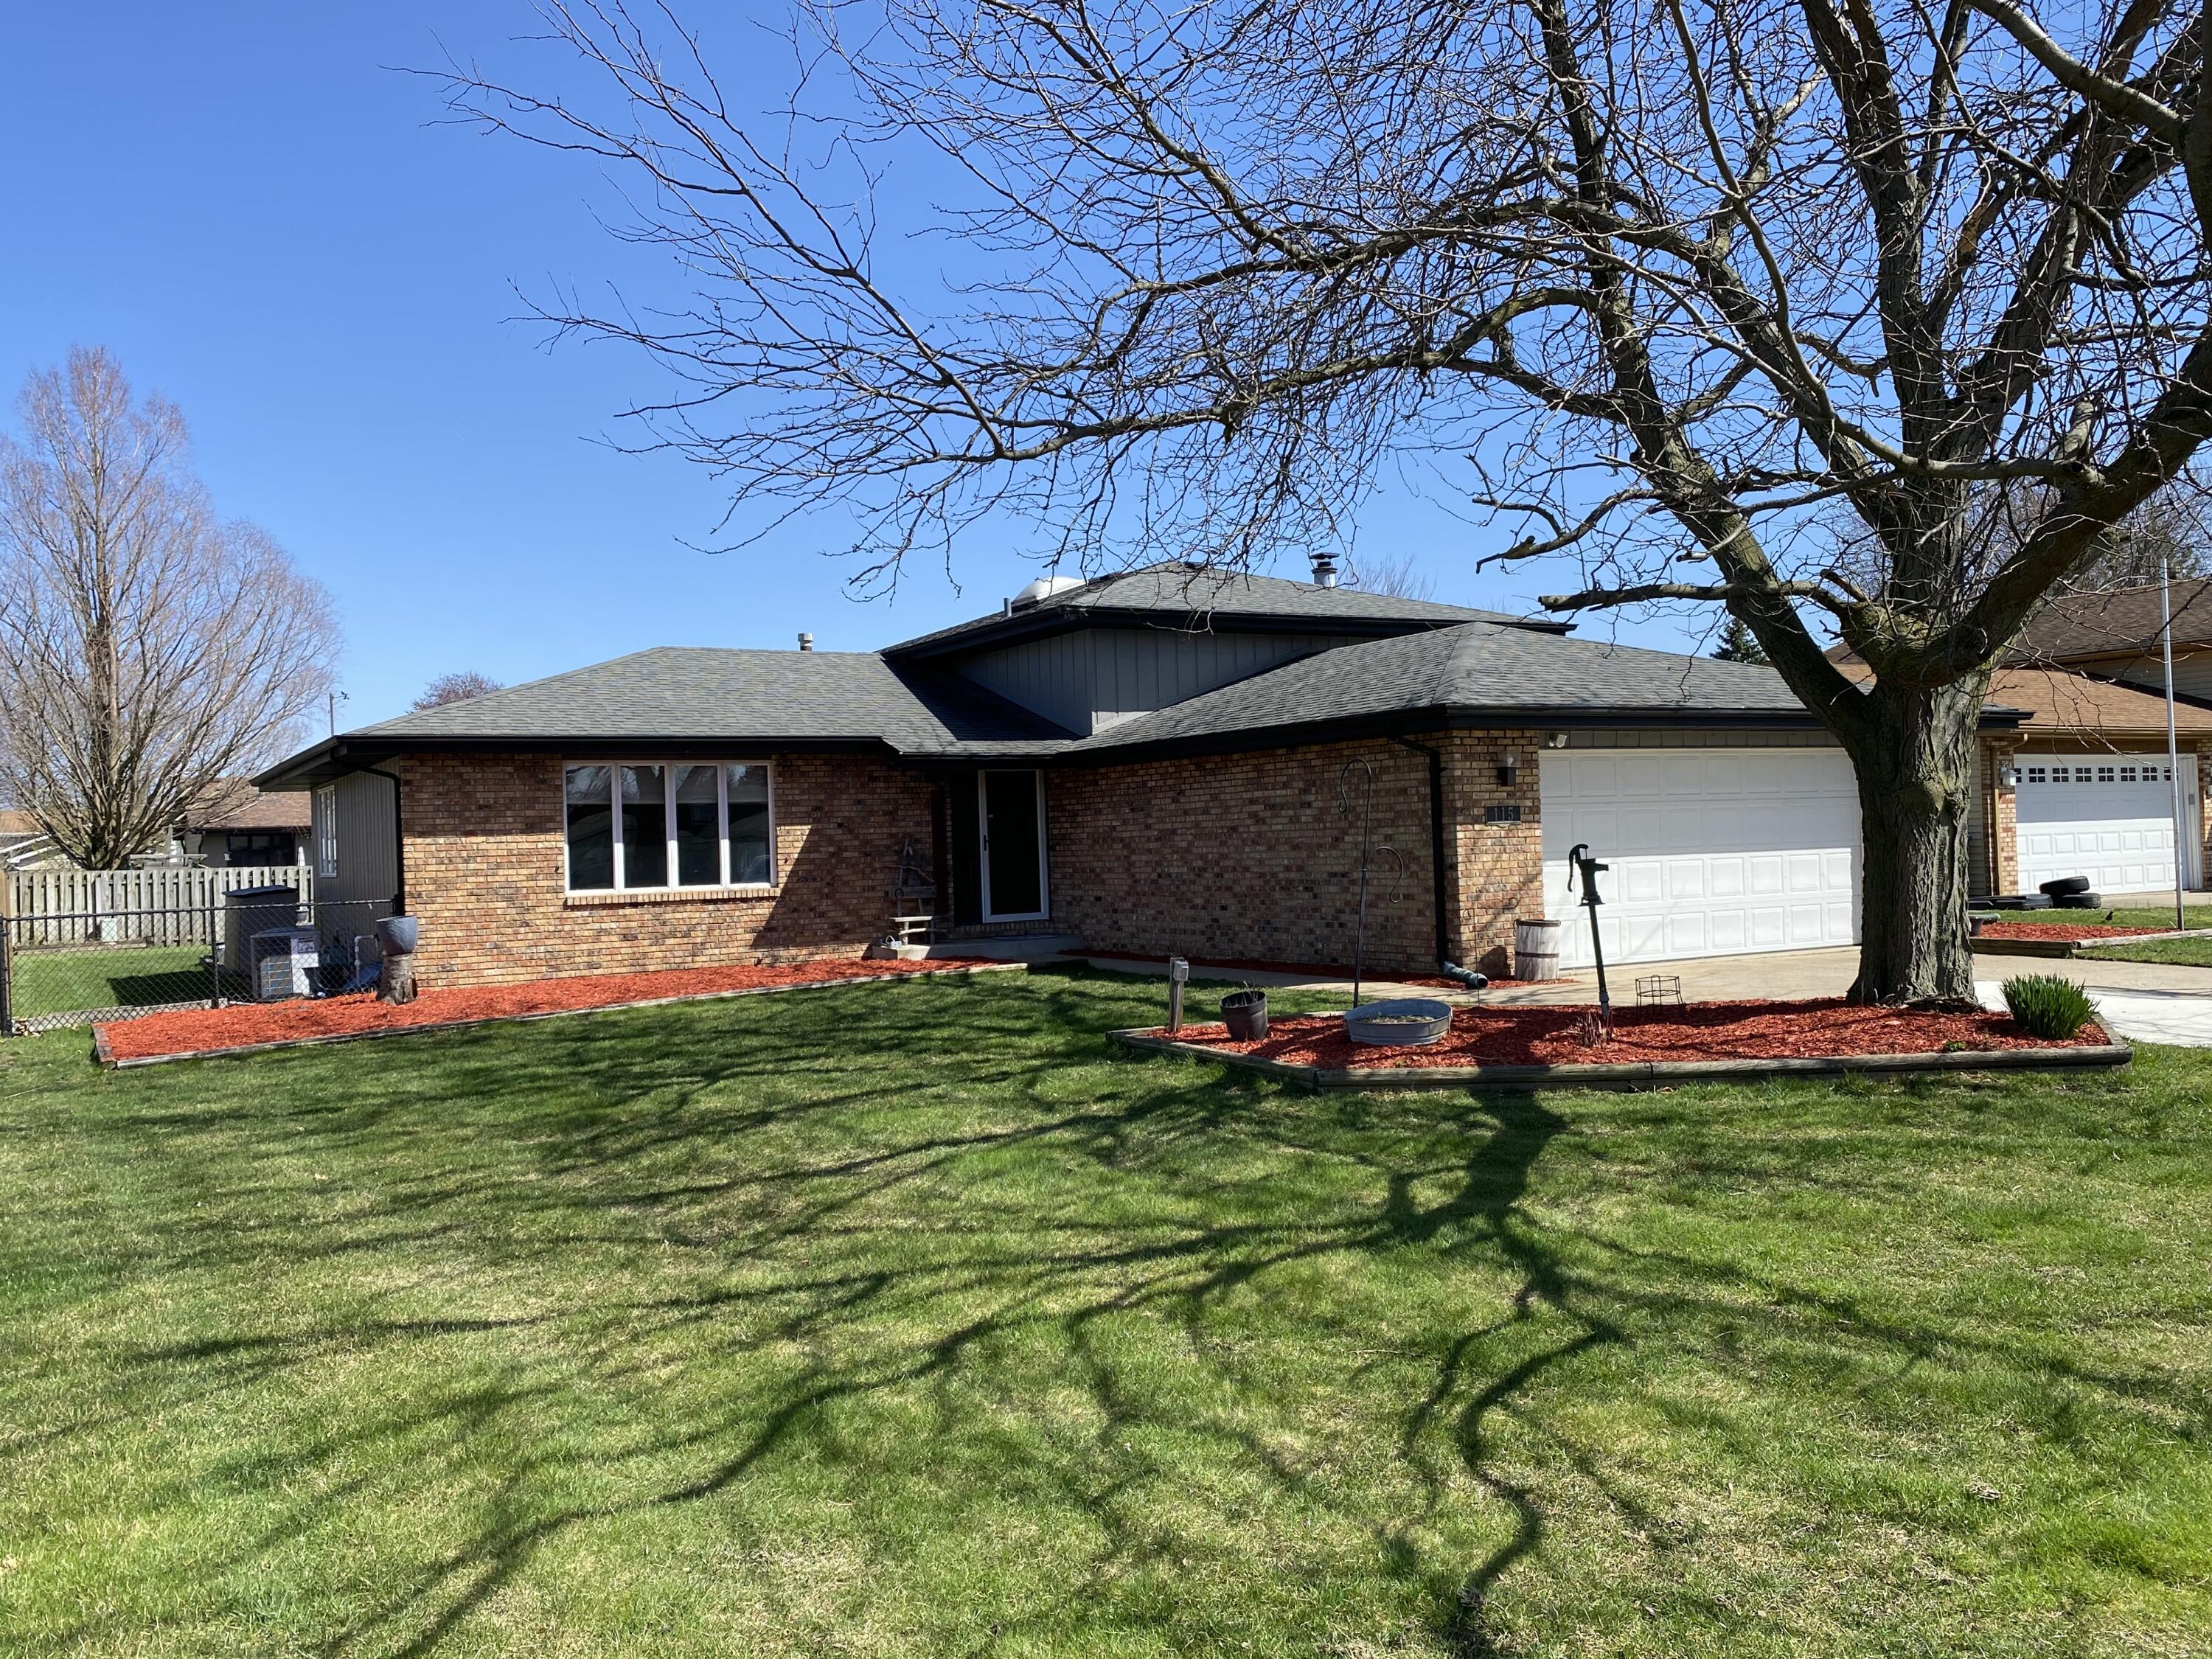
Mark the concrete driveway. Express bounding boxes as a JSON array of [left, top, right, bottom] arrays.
[[1529, 943, 2212, 1047]]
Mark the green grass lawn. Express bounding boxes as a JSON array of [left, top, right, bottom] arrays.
[[8, 942, 211, 1020], [2069, 905, 2212, 967], [1, 967, 2206, 1656]]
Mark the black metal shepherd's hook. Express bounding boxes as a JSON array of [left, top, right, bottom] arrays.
[[1340, 759, 1406, 1010], [1566, 841, 1613, 1037]]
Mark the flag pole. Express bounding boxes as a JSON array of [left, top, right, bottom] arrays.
[[2163, 559, 2188, 931]]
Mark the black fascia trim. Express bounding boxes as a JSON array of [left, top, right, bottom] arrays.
[[884, 604, 1568, 662]]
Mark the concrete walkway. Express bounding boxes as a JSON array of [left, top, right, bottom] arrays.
[[1073, 945, 2212, 1045]]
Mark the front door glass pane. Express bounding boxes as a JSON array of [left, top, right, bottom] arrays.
[[621, 765, 668, 888], [673, 765, 721, 886], [565, 766, 615, 890], [983, 770, 1043, 916]]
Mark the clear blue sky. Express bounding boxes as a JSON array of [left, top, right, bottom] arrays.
[[0, 4, 1708, 730]]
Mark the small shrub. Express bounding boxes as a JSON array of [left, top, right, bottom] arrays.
[[2002, 975, 2097, 1040]]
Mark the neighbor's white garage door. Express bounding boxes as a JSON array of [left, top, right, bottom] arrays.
[[1540, 748, 1861, 969], [2014, 754, 2199, 894]]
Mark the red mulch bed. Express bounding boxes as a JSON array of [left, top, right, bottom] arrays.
[[96, 957, 1006, 1063], [1151, 998, 2108, 1070], [1079, 948, 1565, 988], [1978, 921, 2162, 943]]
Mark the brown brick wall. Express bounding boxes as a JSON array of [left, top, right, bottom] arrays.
[[1978, 737, 2020, 896], [1047, 729, 1546, 978], [394, 753, 933, 990], [1439, 730, 1546, 976]]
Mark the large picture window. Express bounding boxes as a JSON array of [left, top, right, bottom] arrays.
[[563, 762, 775, 893]]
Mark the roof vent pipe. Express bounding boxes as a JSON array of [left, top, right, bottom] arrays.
[[797, 633, 814, 652], [1311, 553, 1339, 589]]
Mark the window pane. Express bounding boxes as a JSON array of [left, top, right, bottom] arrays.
[[565, 766, 614, 890], [726, 765, 772, 884], [674, 765, 721, 886], [621, 765, 668, 888]]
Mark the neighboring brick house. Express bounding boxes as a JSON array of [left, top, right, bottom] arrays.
[[1961, 669, 2212, 899], [1824, 644, 2212, 900], [261, 563, 2026, 991], [2006, 577, 2212, 703]]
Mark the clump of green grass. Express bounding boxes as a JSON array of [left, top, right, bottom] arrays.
[[2003, 973, 2099, 1039]]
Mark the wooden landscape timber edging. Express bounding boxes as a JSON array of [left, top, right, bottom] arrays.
[[1972, 927, 2212, 959], [1108, 1029, 2133, 1091], [92, 961, 1029, 1068]]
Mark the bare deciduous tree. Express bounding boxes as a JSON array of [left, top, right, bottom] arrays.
[[442, 0, 2212, 1002], [411, 669, 504, 711], [1349, 552, 1441, 602], [0, 347, 338, 869]]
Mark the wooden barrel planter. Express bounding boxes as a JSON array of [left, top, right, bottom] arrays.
[[1514, 917, 1561, 981]]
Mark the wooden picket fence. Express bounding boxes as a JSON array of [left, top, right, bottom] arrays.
[[5, 865, 316, 946]]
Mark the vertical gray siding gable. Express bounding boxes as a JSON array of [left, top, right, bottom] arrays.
[[954, 627, 1368, 735]]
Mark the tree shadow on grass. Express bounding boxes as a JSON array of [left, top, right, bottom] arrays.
[[22, 969, 2204, 1655]]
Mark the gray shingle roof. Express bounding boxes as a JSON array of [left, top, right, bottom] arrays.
[[350, 648, 1075, 752], [883, 561, 1554, 656], [1068, 623, 1829, 756], [316, 624, 1832, 776]]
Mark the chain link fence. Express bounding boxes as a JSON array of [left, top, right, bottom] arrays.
[[4, 895, 395, 1036]]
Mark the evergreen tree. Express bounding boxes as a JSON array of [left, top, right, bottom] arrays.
[[1712, 618, 1770, 665]]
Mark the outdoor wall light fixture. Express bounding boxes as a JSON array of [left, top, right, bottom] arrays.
[[1543, 731, 1569, 749], [1497, 750, 1520, 787], [1998, 764, 2022, 790]]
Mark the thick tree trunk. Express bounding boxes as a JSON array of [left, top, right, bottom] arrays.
[[1837, 679, 1988, 1006]]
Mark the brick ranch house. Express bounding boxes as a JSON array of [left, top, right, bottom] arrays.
[[264, 563, 2046, 992]]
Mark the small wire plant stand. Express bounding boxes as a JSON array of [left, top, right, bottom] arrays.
[[1338, 759, 1405, 1010], [1635, 974, 1683, 1006]]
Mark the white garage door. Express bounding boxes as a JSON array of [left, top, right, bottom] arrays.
[[2014, 754, 2199, 894], [1540, 748, 1861, 969]]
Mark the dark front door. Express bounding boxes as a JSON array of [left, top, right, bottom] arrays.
[[979, 769, 1047, 920]]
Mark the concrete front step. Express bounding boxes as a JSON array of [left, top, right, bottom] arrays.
[[919, 932, 1086, 962]]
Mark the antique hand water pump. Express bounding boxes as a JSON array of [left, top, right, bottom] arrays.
[[1566, 842, 1612, 1037]]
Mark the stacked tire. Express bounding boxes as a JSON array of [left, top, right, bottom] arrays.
[[2039, 876, 2102, 910]]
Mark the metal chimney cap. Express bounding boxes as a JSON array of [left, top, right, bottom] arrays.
[[797, 632, 815, 651], [1310, 552, 1339, 588]]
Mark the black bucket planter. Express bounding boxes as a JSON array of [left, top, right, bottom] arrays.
[[1220, 989, 1270, 1041]]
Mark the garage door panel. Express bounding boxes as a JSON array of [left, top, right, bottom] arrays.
[[2014, 754, 2199, 894], [1542, 747, 1860, 968], [1702, 754, 1747, 793]]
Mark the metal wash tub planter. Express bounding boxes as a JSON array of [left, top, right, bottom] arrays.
[[1345, 997, 1453, 1046]]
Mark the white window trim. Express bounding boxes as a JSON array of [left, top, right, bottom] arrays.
[[977, 768, 1050, 922], [563, 759, 777, 896]]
